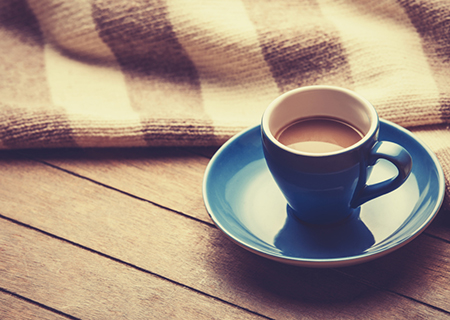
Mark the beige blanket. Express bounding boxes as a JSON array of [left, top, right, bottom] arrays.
[[1, 0, 449, 205]]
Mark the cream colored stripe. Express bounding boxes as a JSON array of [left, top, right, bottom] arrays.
[[317, 0, 440, 125], [412, 126, 450, 153], [165, 0, 279, 128], [43, 45, 135, 120], [27, 0, 147, 147]]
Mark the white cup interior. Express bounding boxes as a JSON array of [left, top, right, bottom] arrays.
[[263, 86, 378, 152]]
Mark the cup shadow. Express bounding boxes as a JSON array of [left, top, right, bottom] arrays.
[[273, 206, 375, 259]]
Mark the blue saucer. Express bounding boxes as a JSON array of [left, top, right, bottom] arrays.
[[203, 119, 445, 267]]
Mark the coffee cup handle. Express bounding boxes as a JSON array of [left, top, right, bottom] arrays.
[[351, 141, 412, 208]]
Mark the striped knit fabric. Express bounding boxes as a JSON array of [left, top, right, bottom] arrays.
[[1, 0, 449, 206]]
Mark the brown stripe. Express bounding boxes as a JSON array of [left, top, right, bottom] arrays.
[[0, 0, 76, 149], [242, 0, 353, 92], [92, 0, 199, 83], [397, 0, 450, 123], [140, 119, 219, 146], [91, 0, 212, 145], [398, 0, 450, 62], [0, 104, 77, 149], [0, 0, 49, 106], [440, 97, 450, 122]]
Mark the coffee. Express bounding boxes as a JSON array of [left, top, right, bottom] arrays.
[[276, 117, 364, 153]]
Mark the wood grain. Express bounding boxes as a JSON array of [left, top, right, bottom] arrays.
[[0, 219, 264, 320], [20, 147, 211, 223], [1, 150, 449, 319], [339, 234, 450, 311], [0, 291, 69, 320]]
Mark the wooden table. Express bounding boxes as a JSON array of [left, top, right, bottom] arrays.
[[0, 140, 449, 319]]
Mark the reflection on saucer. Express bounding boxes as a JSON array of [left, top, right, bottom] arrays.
[[274, 207, 375, 259]]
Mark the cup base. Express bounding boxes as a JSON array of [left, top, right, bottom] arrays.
[[278, 206, 373, 258], [287, 205, 360, 227]]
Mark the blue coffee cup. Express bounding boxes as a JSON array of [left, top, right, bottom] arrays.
[[261, 86, 412, 225]]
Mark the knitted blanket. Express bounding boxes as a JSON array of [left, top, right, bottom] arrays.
[[1, 0, 449, 204]]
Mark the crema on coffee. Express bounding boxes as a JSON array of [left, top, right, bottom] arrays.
[[276, 117, 364, 153]]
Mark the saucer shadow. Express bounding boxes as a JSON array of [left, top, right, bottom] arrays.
[[274, 207, 375, 259]]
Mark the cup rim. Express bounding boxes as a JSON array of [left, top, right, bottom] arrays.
[[262, 85, 379, 157]]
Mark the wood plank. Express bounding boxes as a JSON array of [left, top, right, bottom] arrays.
[[0, 291, 69, 320], [19, 147, 211, 223], [338, 233, 450, 312], [0, 152, 448, 319], [0, 219, 264, 320]]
